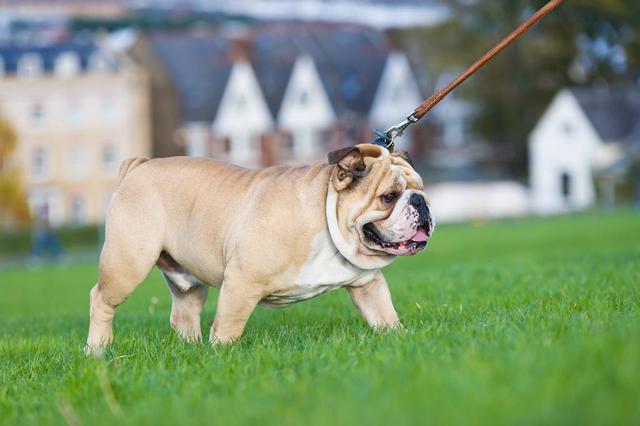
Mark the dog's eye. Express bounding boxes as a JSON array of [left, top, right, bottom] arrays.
[[381, 192, 399, 204]]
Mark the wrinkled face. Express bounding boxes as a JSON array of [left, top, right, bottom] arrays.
[[329, 144, 435, 258]]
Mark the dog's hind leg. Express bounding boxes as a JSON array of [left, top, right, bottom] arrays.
[[85, 192, 163, 355], [157, 253, 208, 342]]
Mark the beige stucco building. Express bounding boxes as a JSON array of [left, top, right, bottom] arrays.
[[0, 43, 151, 225]]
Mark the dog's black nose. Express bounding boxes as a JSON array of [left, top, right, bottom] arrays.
[[410, 193, 430, 224], [410, 193, 426, 209]]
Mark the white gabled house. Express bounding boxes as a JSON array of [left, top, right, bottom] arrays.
[[369, 52, 423, 136], [212, 60, 273, 167], [529, 89, 600, 214], [529, 87, 640, 214], [277, 55, 336, 162]]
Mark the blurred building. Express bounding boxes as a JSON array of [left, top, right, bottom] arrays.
[[130, 23, 529, 223], [0, 40, 151, 226], [130, 0, 448, 29], [0, 0, 127, 19], [529, 87, 640, 214], [131, 23, 425, 167]]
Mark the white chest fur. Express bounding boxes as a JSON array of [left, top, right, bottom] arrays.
[[261, 228, 375, 307]]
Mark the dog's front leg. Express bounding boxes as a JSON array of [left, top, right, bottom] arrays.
[[209, 277, 263, 345], [347, 271, 401, 330]]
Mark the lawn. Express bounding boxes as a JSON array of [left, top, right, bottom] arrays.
[[1, 210, 639, 425]]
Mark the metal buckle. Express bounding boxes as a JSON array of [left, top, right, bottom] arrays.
[[370, 114, 418, 152]]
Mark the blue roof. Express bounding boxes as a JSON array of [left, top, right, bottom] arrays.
[[147, 23, 394, 123], [0, 42, 98, 74], [251, 23, 391, 117], [571, 86, 640, 144], [147, 32, 232, 122]]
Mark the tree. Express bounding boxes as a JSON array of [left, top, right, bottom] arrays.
[[399, 0, 640, 175], [0, 113, 31, 227]]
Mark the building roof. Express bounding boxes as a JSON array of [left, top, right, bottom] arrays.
[[146, 32, 232, 123], [307, 24, 390, 118], [248, 22, 392, 117], [146, 23, 392, 123], [0, 41, 97, 73], [250, 26, 302, 117], [570, 86, 640, 145]]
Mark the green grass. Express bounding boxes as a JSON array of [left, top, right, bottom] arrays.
[[1, 210, 639, 426]]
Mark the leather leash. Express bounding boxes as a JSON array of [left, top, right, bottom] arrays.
[[372, 0, 564, 151]]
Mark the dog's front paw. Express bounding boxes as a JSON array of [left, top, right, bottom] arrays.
[[83, 343, 106, 357], [372, 320, 404, 332], [209, 332, 241, 346]]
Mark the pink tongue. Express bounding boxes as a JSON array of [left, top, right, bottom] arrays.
[[411, 228, 428, 242]]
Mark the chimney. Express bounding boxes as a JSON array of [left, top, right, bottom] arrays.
[[224, 26, 254, 63]]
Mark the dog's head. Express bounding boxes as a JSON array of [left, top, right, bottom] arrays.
[[325, 144, 435, 269]]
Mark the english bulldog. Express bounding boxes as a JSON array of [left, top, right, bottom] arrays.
[[85, 143, 434, 354]]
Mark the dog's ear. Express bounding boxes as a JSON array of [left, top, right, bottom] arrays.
[[392, 151, 415, 168], [328, 146, 366, 191]]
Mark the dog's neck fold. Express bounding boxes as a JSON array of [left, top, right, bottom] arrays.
[[325, 182, 397, 270]]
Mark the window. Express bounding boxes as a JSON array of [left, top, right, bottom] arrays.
[[102, 143, 117, 173], [70, 195, 87, 224], [234, 93, 247, 110], [220, 137, 231, 153], [101, 97, 118, 123], [66, 101, 82, 125], [18, 53, 43, 78], [30, 195, 51, 225], [390, 82, 404, 102], [298, 89, 309, 106], [54, 52, 80, 77], [29, 189, 64, 226], [281, 132, 294, 152], [561, 171, 571, 199], [32, 147, 48, 179], [68, 146, 88, 179], [31, 103, 45, 126]]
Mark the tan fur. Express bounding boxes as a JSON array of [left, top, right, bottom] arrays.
[[118, 157, 149, 183], [85, 147, 429, 354]]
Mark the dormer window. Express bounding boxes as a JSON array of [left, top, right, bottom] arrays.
[[234, 93, 247, 110], [390, 82, 404, 102], [18, 53, 43, 78], [55, 51, 80, 77], [298, 89, 309, 106]]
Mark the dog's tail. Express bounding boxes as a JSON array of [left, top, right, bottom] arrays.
[[118, 157, 149, 184]]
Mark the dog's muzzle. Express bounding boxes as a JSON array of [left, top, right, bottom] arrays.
[[409, 193, 431, 230]]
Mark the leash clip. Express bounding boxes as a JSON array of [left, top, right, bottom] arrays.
[[371, 114, 419, 152]]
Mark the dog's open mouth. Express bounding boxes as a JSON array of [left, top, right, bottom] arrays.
[[363, 223, 430, 256]]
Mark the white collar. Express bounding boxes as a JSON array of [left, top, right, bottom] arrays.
[[325, 182, 396, 270]]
